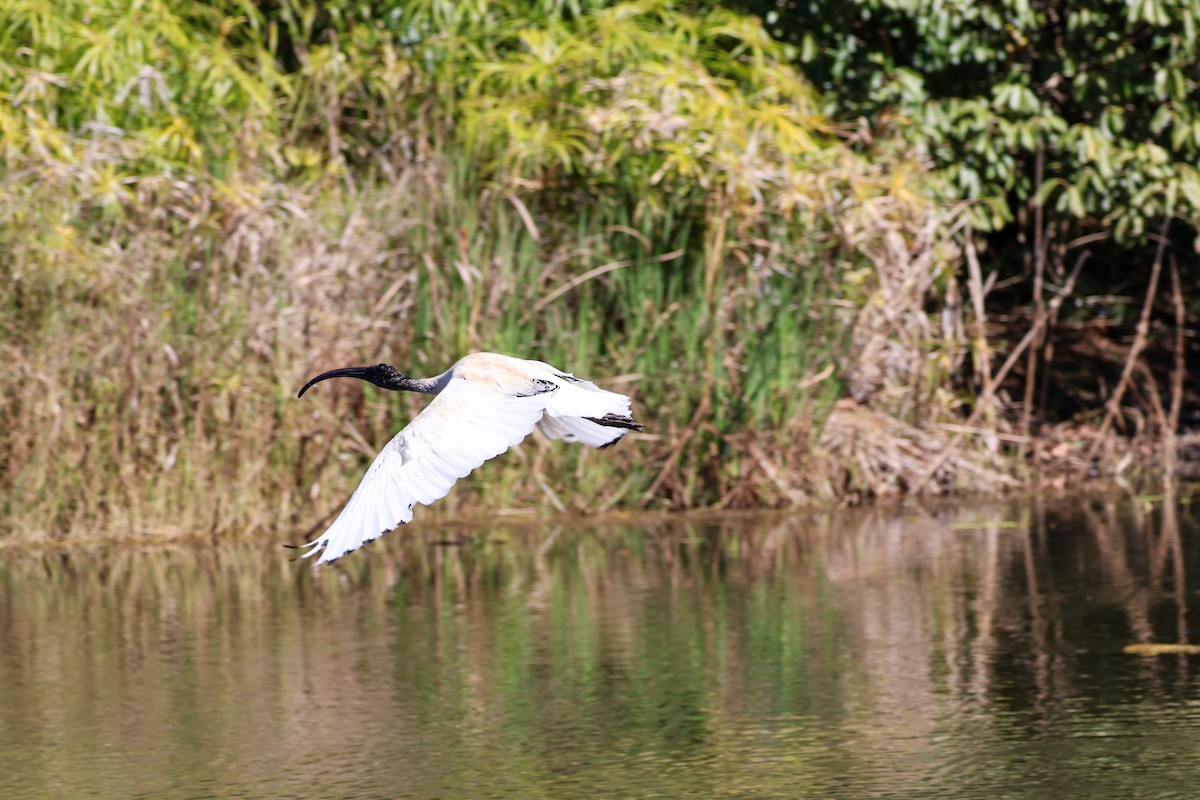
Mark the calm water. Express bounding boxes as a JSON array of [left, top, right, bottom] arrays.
[[3, 496, 1200, 798]]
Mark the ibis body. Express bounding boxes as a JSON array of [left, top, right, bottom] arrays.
[[295, 352, 643, 566]]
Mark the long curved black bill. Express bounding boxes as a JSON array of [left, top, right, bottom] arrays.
[[297, 366, 378, 398]]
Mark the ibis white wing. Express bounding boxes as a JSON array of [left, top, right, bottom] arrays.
[[531, 364, 636, 448], [297, 377, 551, 566], [536, 415, 625, 448]]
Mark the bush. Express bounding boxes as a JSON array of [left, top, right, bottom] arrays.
[[743, 0, 1200, 242], [1, 0, 961, 539]]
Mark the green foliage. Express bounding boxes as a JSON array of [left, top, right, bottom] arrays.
[[0, 0, 954, 538], [743, 0, 1200, 240], [0, 0, 280, 173]]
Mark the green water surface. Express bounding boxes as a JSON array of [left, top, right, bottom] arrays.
[[3, 497, 1199, 798]]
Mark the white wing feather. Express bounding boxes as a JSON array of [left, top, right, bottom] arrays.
[[298, 377, 550, 566], [532, 366, 634, 447], [536, 415, 624, 448]]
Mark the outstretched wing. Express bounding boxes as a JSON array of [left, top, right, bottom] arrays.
[[533, 367, 640, 448], [297, 377, 552, 566]]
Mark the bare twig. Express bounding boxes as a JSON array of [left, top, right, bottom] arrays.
[[1135, 359, 1168, 442], [535, 249, 684, 311], [744, 440, 807, 505], [533, 474, 567, 513], [1021, 148, 1048, 452], [910, 251, 1088, 493], [641, 394, 711, 505], [964, 234, 994, 417], [505, 193, 541, 243], [1086, 218, 1171, 460], [1165, 255, 1186, 486]]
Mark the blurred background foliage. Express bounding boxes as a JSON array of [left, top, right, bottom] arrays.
[[738, 0, 1200, 454], [745, 0, 1200, 238], [0, 0, 1192, 541]]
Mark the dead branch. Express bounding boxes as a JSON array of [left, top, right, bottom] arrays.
[[910, 250, 1088, 493], [1021, 146, 1048, 452], [964, 234, 995, 421], [1086, 218, 1171, 460], [1165, 255, 1186, 486]]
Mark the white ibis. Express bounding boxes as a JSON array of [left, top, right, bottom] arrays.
[[292, 352, 643, 566]]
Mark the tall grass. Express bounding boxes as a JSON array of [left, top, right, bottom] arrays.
[[0, 0, 968, 541]]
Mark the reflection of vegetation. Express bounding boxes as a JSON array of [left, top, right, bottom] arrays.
[[4, 501, 1200, 796], [1124, 643, 1200, 655], [0, 0, 973, 539]]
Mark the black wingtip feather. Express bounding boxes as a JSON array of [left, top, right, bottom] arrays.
[[584, 413, 645, 432]]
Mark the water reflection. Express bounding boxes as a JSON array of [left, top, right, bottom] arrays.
[[2, 496, 1200, 798]]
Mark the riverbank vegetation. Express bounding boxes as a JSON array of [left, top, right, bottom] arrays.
[[1, 0, 1195, 541]]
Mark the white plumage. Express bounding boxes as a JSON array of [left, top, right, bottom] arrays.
[[293, 352, 642, 566]]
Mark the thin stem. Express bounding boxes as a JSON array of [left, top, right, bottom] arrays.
[[1086, 218, 1171, 461]]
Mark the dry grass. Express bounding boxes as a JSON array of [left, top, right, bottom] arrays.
[[814, 400, 1019, 498], [1, 138, 1006, 542], [0, 0, 1065, 544]]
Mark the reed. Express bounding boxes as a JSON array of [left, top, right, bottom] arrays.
[[0, 0, 973, 541]]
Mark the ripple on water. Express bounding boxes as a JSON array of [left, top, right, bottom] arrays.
[[4, 499, 1200, 798]]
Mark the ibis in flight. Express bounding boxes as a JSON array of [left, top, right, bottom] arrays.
[[292, 352, 643, 566]]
